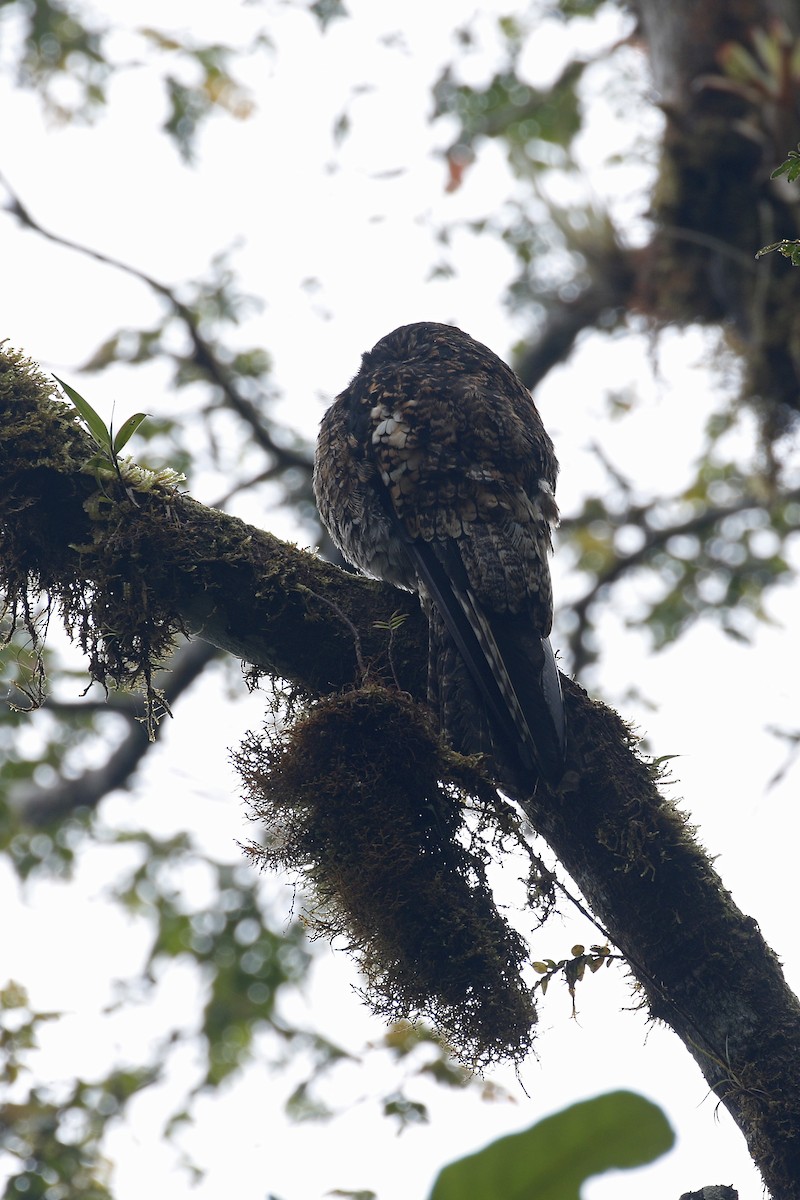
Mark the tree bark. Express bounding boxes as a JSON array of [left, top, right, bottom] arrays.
[[635, 0, 800, 433]]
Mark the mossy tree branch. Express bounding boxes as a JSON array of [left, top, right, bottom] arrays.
[[0, 348, 424, 704], [3, 348, 800, 1194]]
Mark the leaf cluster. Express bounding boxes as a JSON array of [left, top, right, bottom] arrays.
[[0, 980, 155, 1199], [3, 0, 254, 155], [532, 943, 615, 1014]]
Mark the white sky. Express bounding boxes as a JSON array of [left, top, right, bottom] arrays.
[[1, 2, 799, 1199]]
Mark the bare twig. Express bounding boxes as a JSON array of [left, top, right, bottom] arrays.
[[17, 639, 222, 826]]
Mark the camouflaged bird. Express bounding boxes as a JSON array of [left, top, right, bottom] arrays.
[[313, 321, 566, 790]]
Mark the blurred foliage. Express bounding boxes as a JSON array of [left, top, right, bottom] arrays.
[[0, 0, 254, 149], [428, 1090, 674, 1200], [310, 0, 348, 31], [109, 840, 313, 1085], [562, 447, 800, 669], [433, 60, 586, 178], [2, 0, 800, 1196], [158, 42, 254, 164], [0, 980, 154, 1200], [0, 823, 484, 1196], [0, 0, 353, 145], [77, 245, 269, 390], [0, 0, 109, 122]]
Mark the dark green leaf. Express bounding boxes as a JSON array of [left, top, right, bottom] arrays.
[[113, 412, 148, 453], [54, 375, 111, 448]]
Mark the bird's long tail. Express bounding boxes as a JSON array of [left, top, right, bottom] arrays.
[[408, 540, 566, 788]]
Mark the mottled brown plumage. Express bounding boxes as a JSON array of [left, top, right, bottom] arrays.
[[313, 321, 565, 788]]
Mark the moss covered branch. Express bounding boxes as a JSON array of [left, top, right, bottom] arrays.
[[0, 347, 425, 713], [4, 346, 800, 1193]]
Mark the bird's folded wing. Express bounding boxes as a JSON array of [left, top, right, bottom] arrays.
[[405, 537, 566, 785]]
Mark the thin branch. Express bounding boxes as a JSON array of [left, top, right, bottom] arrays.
[[0, 170, 312, 474], [659, 223, 759, 272], [515, 250, 636, 392], [19, 639, 222, 826], [0, 171, 318, 812]]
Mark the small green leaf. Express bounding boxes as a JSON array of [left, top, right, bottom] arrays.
[[770, 146, 800, 181], [756, 239, 785, 258], [113, 412, 148, 453], [756, 235, 800, 263], [429, 1091, 674, 1200], [54, 375, 111, 449]]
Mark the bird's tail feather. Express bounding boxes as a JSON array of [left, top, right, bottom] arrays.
[[408, 540, 566, 787]]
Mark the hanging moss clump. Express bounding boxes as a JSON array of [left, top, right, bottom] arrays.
[[236, 684, 537, 1068]]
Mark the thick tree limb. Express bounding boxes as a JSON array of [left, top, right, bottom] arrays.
[[0, 348, 423, 701], [3, 350, 800, 1196], [515, 236, 637, 392]]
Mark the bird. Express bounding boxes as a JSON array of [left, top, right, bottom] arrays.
[[313, 321, 566, 791]]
